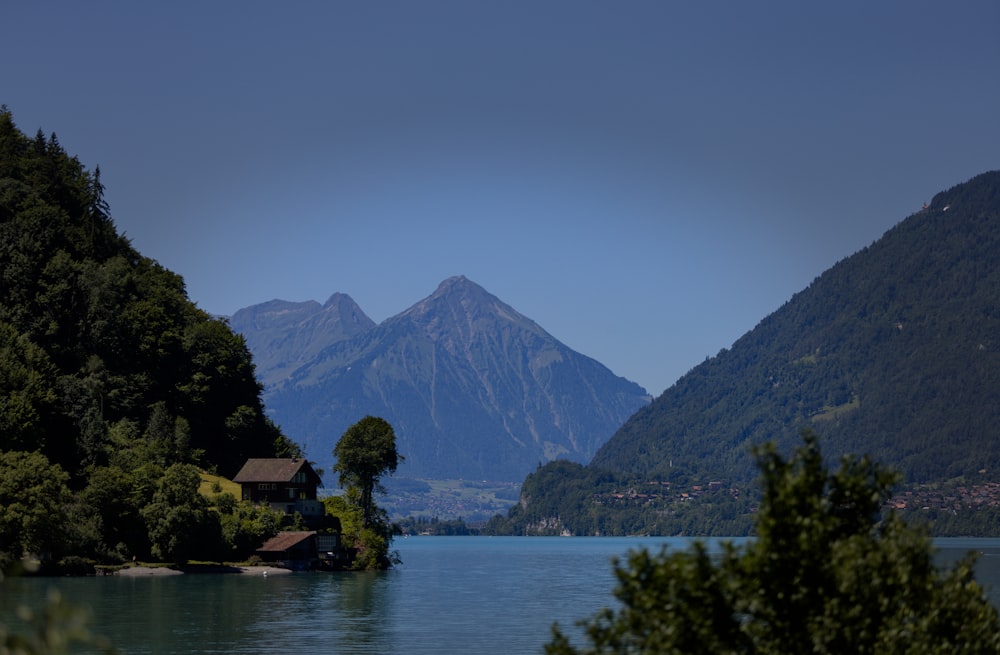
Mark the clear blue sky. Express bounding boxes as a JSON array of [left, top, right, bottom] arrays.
[[3, 2, 998, 395]]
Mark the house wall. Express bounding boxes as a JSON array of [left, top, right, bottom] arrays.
[[242, 480, 318, 504]]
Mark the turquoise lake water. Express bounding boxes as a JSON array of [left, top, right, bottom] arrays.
[[5, 536, 1000, 654]]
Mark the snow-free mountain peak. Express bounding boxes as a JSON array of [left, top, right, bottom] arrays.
[[234, 277, 650, 481], [229, 293, 374, 387]]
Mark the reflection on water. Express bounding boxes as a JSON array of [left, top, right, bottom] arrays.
[[242, 571, 395, 653], [90, 575, 286, 653], [3, 537, 1000, 655]]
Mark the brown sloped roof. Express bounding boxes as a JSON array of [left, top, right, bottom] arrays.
[[232, 458, 320, 484], [257, 531, 316, 553]]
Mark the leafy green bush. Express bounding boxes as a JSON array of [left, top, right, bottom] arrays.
[[548, 431, 1000, 654]]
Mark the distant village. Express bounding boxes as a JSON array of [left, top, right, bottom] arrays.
[[594, 479, 1000, 516], [371, 475, 1000, 534], [377, 480, 522, 524], [597, 480, 742, 506], [888, 481, 1000, 513]]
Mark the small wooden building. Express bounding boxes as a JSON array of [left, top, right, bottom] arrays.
[[233, 458, 326, 526], [255, 530, 352, 571], [236, 458, 354, 569], [256, 531, 318, 569], [257, 530, 316, 562]]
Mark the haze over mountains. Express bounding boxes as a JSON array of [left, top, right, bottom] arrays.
[[231, 276, 651, 481]]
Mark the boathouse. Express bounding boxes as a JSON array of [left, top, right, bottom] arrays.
[[255, 530, 352, 570]]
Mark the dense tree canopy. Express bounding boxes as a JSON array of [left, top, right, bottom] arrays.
[[0, 107, 301, 565], [141, 463, 219, 564], [333, 415, 402, 529], [547, 432, 1000, 654], [0, 450, 71, 562], [0, 107, 298, 482], [329, 416, 402, 569]]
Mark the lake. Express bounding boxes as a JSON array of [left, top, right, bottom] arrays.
[[5, 536, 1000, 654]]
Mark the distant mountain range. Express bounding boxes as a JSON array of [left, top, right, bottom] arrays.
[[231, 276, 651, 481], [232, 294, 375, 389]]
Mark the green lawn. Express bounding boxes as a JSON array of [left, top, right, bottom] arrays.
[[198, 471, 241, 498]]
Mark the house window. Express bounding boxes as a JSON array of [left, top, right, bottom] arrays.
[[258, 483, 276, 491]]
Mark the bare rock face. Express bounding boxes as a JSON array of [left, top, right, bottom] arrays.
[[233, 276, 650, 481]]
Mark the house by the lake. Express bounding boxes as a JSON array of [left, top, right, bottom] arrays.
[[255, 530, 351, 570], [233, 458, 326, 528], [235, 458, 354, 569]]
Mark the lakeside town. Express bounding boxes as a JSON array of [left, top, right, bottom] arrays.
[[594, 478, 1000, 516]]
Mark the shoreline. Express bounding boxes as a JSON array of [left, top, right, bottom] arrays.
[[111, 564, 294, 577]]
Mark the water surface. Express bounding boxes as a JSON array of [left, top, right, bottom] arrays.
[[4, 536, 998, 654]]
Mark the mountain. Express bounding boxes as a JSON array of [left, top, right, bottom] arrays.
[[589, 170, 1000, 487], [495, 171, 1000, 536], [234, 276, 651, 481], [230, 294, 375, 388]]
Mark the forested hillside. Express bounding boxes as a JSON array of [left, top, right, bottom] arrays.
[[595, 171, 1000, 484], [493, 171, 1000, 536], [0, 108, 300, 565]]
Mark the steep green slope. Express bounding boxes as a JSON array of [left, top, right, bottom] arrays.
[[592, 171, 1000, 486], [493, 171, 1000, 536], [0, 108, 297, 480]]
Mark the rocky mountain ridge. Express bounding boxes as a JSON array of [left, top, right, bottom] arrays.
[[231, 276, 650, 481], [231, 293, 374, 388]]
